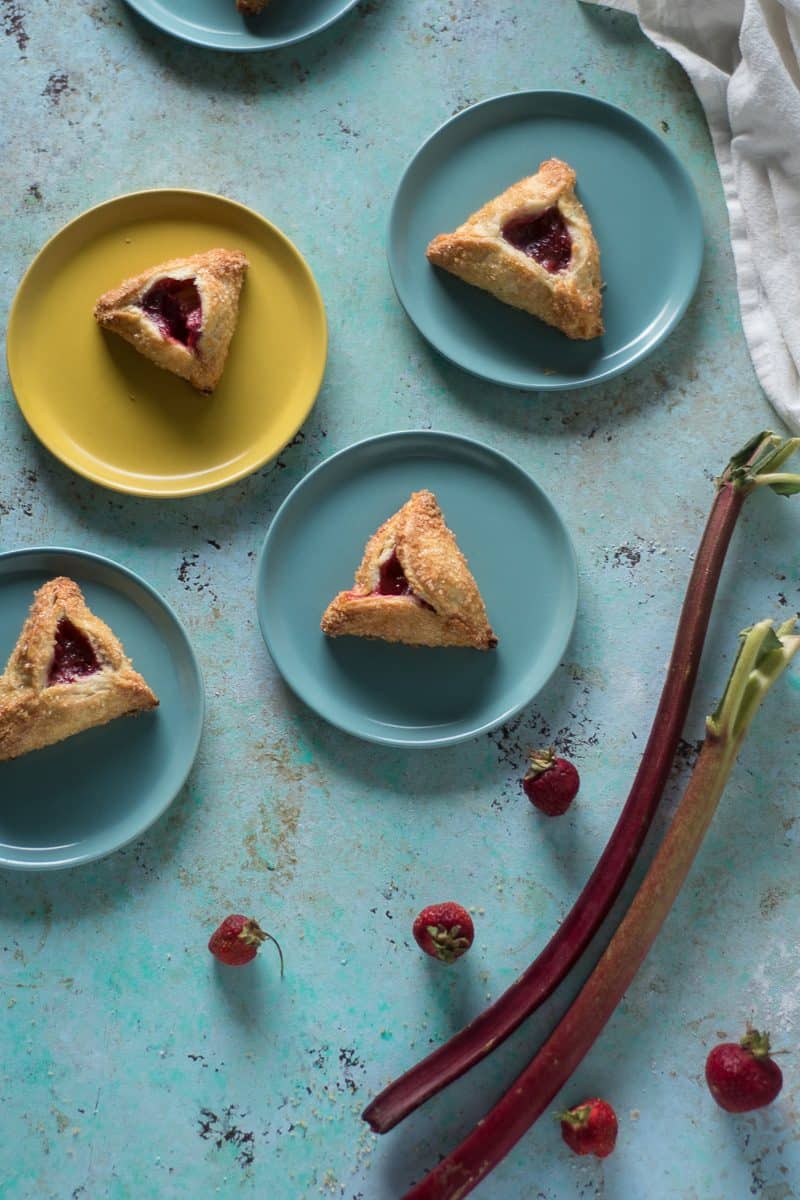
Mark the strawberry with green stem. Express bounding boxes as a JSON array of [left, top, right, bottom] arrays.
[[523, 748, 580, 816], [558, 1098, 618, 1158], [208, 914, 284, 971], [413, 903, 474, 964], [706, 1027, 783, 1112]]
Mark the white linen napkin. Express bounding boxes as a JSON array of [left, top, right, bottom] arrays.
[[583, 0, 800, 434]]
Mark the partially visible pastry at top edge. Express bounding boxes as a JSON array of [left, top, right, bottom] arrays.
[[93, 248, 249, 394], [426, 158, 603, 340], [237, 0, 270, 12]]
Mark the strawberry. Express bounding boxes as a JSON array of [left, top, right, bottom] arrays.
[[557, 1098, 618, 1158], [705, 1027, 783, 1112], [522, 748, 580, 816], [208, 914, 284, 972], [412, 902, 474, 964]]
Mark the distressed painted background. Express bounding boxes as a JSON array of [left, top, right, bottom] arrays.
[[2, 2, 799, 1198]]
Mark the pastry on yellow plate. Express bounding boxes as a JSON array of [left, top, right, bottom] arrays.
[[426, 158, 603, 340], [93, 248, 249, 393], [0, 577, 158, 761], [320, 489, 497, 650]]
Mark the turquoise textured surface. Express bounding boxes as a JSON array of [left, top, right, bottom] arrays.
[[0, 548, 204, 869], [389, 90, 704, 389], [2, 2, 800, 1199], [257, 431, 577, 746]]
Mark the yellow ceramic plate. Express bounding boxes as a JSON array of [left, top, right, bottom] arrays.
[[7, 190, 327, 497]]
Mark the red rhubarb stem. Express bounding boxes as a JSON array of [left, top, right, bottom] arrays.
[[363, 443, 753, 1135], [403, 746, 732, 1200], [402, 617, 800, 1199]]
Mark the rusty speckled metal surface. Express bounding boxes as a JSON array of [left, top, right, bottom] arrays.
[[1, 2, 799, 1198]]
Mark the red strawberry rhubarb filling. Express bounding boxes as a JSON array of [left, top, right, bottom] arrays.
[[48, 618, 100, 685], [502, 207, 572, 273], [376, 551, 413, 596], [373, 552, 435, 610], [141, 277, 203, 349]]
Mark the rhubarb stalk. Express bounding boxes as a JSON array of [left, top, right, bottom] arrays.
[[364, 432, 800, 1135], [403, 616, 800, 1200]]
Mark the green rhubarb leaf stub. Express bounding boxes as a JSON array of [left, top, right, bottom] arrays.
[[767, 478, 800, 496], [727, 430, 774, 475]]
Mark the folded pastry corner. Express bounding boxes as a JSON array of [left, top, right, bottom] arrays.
[[0, 576, 159, 762], [426, 158, 603, 340], [320, 490, 497, 650], [93, 247, 249, 393]]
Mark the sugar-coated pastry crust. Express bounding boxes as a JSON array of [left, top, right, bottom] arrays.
[[426, 159, 603, 340], [0, 577, 159, 761], [237, 0, 269, 11], [320, 490, 497, 650], [93, 248, 249, 393]]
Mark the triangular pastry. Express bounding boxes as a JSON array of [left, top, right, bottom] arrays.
[[426, 158, 603, 340], [0, 577, 159, 761], [93, 248, 249, 393], [320, 490, 497, 650], [237, 0, 269, 11]]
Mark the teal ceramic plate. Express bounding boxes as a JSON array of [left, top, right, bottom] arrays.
[[0, 549, 204, 870], [388, 91, 704, 390], [123, 0, 359, 50], [257, 432, 577, 747]]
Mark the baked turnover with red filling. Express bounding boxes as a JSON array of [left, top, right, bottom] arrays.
[[426, 158, 603, 339], [321, 490, 497, 650], [94, 248, 249, 392], [0, 577, 158, 761]]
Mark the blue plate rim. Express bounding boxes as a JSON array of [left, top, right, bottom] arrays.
[[256, 429, 578, 748], [122, 0, 360, 51], [0, 546, 206, 871], [387, 89, 704, 392]]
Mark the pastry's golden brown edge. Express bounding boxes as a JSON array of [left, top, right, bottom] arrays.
[[320, 490, 498, 650], [0, 576, 159, 762], [93, 248, 249, 393], [320, 593, 495, 649], [426, 158, 603, 340], [237, 0, 270, 12]]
